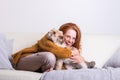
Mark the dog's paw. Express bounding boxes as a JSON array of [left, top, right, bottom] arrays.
[[87, 61, 96, 68]]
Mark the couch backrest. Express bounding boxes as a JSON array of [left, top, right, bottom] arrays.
[[4, 32, 120, 68]]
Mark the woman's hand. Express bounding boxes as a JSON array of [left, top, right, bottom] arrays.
[[70, 48, 85, 63]]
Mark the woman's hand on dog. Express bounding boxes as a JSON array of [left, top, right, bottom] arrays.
[[70, 49, 85, 63]]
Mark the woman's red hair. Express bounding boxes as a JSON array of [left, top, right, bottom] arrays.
[[59, 22, 81, 49]]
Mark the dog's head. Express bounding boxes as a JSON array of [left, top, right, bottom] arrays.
[[47, 29, 64, 45]]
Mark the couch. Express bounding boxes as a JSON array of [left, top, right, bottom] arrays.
[[0, 32, 120, 80]]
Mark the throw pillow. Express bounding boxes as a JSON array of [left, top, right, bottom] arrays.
[[0, 33, 14, 69], [103, 47, 120, 68]]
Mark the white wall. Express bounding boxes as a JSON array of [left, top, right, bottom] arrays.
[[1, 0, 120, 68], [0, 0, 120, 35]]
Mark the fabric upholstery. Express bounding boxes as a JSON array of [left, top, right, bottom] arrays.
[[103, 47, 120, 68], [0, 33, 13, 69]]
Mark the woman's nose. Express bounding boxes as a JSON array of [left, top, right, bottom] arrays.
[[69, 38, 73, 43]]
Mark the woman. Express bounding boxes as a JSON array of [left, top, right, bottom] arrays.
[[59, 23, 85, 64], [12, 22, 85, 73]]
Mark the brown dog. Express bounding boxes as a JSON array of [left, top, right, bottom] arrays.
[[47, 29, 95, 70]]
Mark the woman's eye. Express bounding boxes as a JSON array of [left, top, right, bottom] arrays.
[[66, 36, 70, 39], [73, 38, 76, 40]]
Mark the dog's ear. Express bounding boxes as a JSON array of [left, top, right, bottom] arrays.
[[48, 28, 56, 33], [47, 29, 56, 41], [47, 31, 52, 40]]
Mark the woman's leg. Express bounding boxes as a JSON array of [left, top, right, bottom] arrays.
[[15, 52, 56, 72]]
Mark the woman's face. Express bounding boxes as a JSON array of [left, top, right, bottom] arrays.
[[63, 29, 76, 47]]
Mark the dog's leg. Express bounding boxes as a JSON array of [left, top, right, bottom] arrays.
[[85, 61, 95, 68], [55, 59, 63, 70], [80, 62, 88, 69], [63, 58, 74, 69], [64, 64, 73, 69]]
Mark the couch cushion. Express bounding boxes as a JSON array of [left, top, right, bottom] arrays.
[[0, 69, 42, 80], [103, 47, 120, 68]]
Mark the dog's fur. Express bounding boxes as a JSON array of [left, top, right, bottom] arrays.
[[47, 29, 95, 70]]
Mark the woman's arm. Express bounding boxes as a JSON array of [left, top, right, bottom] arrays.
[[38, 34, 72, 58]]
